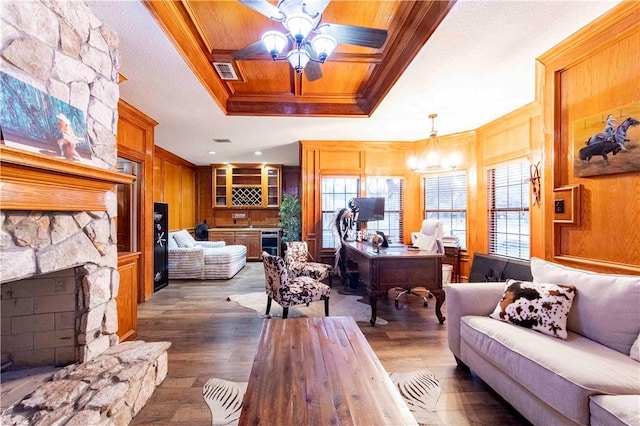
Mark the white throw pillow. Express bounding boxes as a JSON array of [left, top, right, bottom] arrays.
[[530, 257, 640, 354], [631, 334, 640, 362], [172, 230, 195, 248], [489, 279, 576, 339], [167, 234, 179, 250]]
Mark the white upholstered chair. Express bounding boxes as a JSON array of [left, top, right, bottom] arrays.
[[411, 219, 445, 254], [394, 219, 445, 306]]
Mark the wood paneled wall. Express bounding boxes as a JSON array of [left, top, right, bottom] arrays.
[[474, 102, 542, 261], [117, 100, 157, 301], [538, 2, 640, 274], [300, 4, 640, 278], [282, 165, 301, 198], [300, 140, 432, 265], [196, 166, 213, 226], [153, 146, 196, 231]]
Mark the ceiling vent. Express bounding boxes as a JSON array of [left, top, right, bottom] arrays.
[[212, 62, 239, 80], [212, 138, 232, 143]]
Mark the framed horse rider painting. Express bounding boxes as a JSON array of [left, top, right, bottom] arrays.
[[572, 101, 640, 177]]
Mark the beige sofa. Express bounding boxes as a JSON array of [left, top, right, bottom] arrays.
[[447, 257, 640, 425], [168, 230, 247, 280]]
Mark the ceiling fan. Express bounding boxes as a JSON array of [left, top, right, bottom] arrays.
[[231, 0, 388, 81]]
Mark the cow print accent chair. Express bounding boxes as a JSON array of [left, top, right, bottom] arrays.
[[284, 241, 334, 287], [262, 251, 331, 319]]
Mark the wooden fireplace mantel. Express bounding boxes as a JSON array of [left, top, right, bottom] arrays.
[[0, 145, 135, 212]]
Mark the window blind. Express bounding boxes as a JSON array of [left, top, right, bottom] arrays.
[[321, 176, 359, 249], [365, 177, 403, 244], [487, 161, 530, 260], [423, 172, 467, 248]]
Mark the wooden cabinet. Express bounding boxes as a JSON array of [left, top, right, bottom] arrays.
[[211, 164, 281, 208], [209, 229, 262, 260], [209, 230, 236, 246], [117, 252, 140, 342], [443, 246, 461, 282], [214, 166, 228, 207], [235, 230, 262, 260], [266, 167, 279, 207]]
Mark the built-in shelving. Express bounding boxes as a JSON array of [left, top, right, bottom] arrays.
[[267, 168, 279, 207], [214, 167, 227, 207], [211, 164, 281, 208]]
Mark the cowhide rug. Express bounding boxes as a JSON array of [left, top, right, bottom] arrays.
[[203, 378, 246, 426], [390, 369, 442, 424], [226, 288, 388, 325], [203, 369, 441, 425]]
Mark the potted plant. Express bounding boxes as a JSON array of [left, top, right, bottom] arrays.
[[278, 193, 302, 253]]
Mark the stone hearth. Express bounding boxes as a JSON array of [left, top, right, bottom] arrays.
[[1, 341, 170, 425]]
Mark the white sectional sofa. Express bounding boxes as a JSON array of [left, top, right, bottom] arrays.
[[168, 230, 247, 280], [447, 257, 640, 425]]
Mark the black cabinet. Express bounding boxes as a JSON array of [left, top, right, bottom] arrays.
[[153, 202, 168, 292]]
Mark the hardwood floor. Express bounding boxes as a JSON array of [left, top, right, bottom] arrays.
[[131, 263, 530, 426]]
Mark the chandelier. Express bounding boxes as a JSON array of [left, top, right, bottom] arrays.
[[261, 13, 337, 73], [408, 114, 461, 173]]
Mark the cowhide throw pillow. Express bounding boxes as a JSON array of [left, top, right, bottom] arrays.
[[489, 279, 577, 339], [631, 334, 640, 362]]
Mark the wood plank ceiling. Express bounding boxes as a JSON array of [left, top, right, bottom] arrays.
[[144, 0, 455, 117]]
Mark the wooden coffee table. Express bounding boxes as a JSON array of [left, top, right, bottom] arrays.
[[239, 316, 417, 425]]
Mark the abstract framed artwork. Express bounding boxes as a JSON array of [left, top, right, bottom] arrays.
[[0, 71, 93, 163], [572, 102, 640, 177]]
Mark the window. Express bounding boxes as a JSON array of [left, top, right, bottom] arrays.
[[487, 160, 530, 260], [365, 177, 403, 244], [321, 177, 359, 249], [423, 172, 467, 249]]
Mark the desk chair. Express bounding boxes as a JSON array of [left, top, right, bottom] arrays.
[[393, 219, 444, 307]]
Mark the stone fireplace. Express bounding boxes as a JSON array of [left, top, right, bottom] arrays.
[[1, 2, 169, 424], [1, 210, 120, 369], [1, 0, 130, 367]]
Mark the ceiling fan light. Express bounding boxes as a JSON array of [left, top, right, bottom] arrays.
[[287, 49, 310, 73], [285, 13, 314, 45], [311, 35, 337, 62], [261, 31, 288, 59]]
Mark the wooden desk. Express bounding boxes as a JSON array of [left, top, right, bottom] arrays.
[[239, 317, 417, 426], [343, 241, 445, 325]]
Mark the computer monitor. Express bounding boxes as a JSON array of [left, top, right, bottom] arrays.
[[353, 197, 385, 222]]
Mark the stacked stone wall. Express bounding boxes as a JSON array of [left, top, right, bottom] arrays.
[[0, 2, 170, 424], [1, 0, 120, 169], [0, 0, 121, 363]]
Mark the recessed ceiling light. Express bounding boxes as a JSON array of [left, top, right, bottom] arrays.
[[208, 151, 216, 155], [254, 151, 262, 156]]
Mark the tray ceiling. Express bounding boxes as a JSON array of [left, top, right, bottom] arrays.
[[144, 0, 455, 117]]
